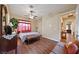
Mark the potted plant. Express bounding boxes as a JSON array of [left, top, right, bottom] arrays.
[[10, 18, 18, 32]]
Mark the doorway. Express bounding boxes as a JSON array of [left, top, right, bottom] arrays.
[[60, 12, 76, 43]]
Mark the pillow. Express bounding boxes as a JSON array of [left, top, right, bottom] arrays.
[[65, 42, 78, 54]]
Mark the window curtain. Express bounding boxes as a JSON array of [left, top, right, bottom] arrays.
[[17, 20, 31, 33]]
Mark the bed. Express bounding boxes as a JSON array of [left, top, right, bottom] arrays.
[[19, 32, 41, 44]]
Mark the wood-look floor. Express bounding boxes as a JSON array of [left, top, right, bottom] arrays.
[[17, 37, 57, 54]]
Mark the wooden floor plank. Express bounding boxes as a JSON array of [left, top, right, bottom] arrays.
[[17, 37, 57, 54]]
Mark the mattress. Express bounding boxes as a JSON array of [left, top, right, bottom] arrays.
[[19, 32, 41, 42]]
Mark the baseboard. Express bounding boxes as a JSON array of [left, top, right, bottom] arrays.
[[42, 36, 59, 42]]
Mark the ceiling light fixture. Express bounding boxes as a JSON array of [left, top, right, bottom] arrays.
[[25, 5, 38, 20], [29, 10, 35, 19]]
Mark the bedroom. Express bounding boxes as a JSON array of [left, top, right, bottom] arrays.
[[0, 4, 79, 54]]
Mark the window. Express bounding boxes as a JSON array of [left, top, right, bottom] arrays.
[[17, 20, 31, 33]]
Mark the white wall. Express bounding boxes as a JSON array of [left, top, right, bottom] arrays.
[[75, 5, 79, 40], [39, 14, 61, 42], [37, 19, 42, 34], [30, 20, 38, 32]]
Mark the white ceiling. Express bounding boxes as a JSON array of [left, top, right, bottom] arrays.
[[8, 4, 76, 17]]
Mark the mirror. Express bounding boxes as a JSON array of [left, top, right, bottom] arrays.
[[1, 5, 7, 35]]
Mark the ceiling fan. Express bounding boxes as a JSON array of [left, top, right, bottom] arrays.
[[24, 5, 39, 20]]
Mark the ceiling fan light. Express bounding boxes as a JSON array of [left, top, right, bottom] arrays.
[[29, 15, 34, 19]]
